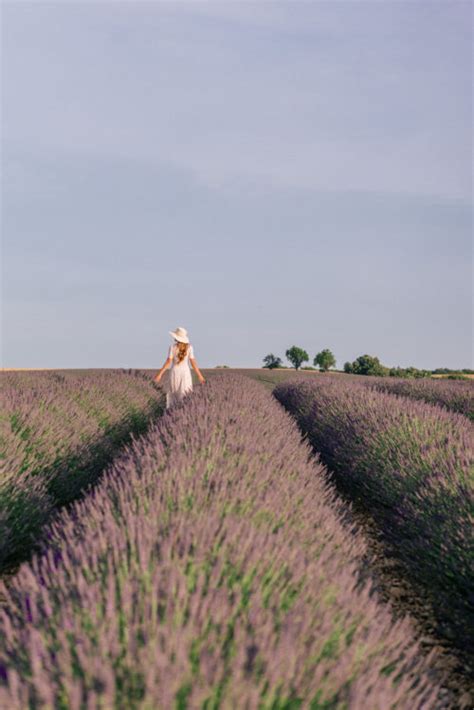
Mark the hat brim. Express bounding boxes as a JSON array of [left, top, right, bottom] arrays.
[[169, 331, 189, 343]]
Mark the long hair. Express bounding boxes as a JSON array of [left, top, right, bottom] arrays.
[[175, 340, 189, 365]]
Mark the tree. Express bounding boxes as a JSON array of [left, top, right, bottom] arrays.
[[285, 346, 309, 370], [343, 361, 353, 374], [314, 349, 336, 372], [389, 365, 430, 378], [348, 354, 387, 376], [388, 366, 404, 377], [263, 354, 283, 370]]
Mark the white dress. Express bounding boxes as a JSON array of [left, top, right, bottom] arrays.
[[165, 342, 195, 409]]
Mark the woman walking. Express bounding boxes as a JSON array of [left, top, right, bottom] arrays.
[[154, 326, 205, 409]]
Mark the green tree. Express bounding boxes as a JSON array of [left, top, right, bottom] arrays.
[[314, 349, 336, 372], [349, 354, 388, 376], [263, 354, 283, 370], [389, 366, 431, 378], [389, 366, 404, 377], [285, 346, 309, 370], [343, 362, 353, 374]]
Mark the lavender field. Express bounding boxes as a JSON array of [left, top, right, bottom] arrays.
[[273, 377, 474, 655], [0, 368, 473, 707], [362, 376, 474, 421], [0, 370, 165, 572]]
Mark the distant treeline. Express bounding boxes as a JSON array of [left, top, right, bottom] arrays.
[[262, 349, 473, 379], [431, 367, 474, 375]]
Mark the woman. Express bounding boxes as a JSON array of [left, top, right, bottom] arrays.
[[154, 326, 205, 409]]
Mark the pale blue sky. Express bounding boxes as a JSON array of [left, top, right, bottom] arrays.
[[2, 0, 472, 369]]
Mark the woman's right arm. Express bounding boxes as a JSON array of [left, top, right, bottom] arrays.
[[154, 357, 172, 383]]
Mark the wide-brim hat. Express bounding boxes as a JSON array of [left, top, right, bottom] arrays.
[[169, 326, 189, 343]]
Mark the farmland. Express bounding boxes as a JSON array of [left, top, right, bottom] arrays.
[[0, 370, 165, 572], [0, 368, 473, 708], [273, 377, 473, 647]]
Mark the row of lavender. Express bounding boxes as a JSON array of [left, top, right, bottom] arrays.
[[237, 369, 474, 421], [362, 376, 474, 421], [0, 370, 164, 571], [0, 374, 442, 708], [273, 377, 474, 655]]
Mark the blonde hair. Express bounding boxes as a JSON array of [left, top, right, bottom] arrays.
[[175, 340, 189, 365]]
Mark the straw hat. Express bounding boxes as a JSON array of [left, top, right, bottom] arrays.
[[169, 326, 189, 343]]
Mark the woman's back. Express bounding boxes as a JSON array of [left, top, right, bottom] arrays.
[[168, 342, 194, 368]]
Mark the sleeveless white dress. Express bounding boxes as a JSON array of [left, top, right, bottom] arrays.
[[165, 342, 194, 409]]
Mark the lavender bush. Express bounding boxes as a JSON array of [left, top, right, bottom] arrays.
[[0, 370, 164, 570], [0, 374, 442, 708], [273, 378, 474, 654]]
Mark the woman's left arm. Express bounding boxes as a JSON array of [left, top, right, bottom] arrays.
[[190, 358, 206, 384]]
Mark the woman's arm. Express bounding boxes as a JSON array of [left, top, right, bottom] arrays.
[[154, 357, 172, 383], [190, 358, 206, 384]]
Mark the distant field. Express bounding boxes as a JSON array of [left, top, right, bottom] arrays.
[[1, 368, 57, 371], [431, 373, 474, 379], [3, 367, 472, 378]]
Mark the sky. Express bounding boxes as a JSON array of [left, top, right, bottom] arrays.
[[1, 0, 472, 370]]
